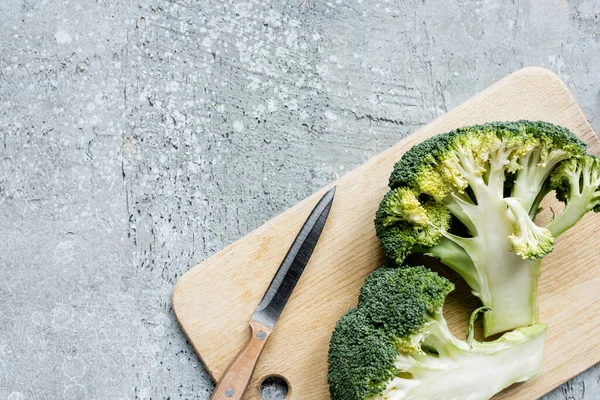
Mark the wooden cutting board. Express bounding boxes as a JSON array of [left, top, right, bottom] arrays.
[[172, 67, 600, 400]]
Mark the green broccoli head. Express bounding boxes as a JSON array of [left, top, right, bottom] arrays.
[[382, 121, 585, 263], [388, 132, 461, 200], [375, 188, 451, 265], [327, 309, 398, 400], [358, 266, 453, 337], [375, 121, 588, 336], [389, 121, 584, 196], [328, 266, 548, 400], [328, 267, 452, 399]]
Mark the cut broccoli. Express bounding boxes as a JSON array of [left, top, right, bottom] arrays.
[[547, 155, 600, 236], [375, 121, 593, 335], [328, 266, 547, 400]]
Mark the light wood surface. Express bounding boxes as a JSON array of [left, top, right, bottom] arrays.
[[172, 67, 600, 400]]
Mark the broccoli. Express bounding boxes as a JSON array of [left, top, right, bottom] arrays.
[[328, 266, 547, 400], [547, 154, 600, 236], [375, 121, 597, 335]]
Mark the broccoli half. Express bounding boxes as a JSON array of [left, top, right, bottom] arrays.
[[328, 266, 547, 400], [375, 121, 598, 336]]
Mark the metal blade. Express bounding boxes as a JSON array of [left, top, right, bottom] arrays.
[[251, 186, 336, 329]]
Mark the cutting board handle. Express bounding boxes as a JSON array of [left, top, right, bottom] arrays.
[[211, 320, 273, 400]]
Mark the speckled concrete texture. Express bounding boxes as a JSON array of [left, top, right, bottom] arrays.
[[0, 0, 598, 399]]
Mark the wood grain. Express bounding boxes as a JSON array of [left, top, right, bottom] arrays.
[[172, 67, 600, 400]]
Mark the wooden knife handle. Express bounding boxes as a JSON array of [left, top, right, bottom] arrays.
[[211, 320, 273, 400]]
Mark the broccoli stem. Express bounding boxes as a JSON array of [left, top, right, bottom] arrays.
[[548, 187, 600, 237], [466, 306, 490, 347], [378, 323, 547, 400], [443, 192, 542, 336], [426, 235, 541, 337], [480, 257, 541, 336], [419, 237, 481, 295], [547, 199, 589, 237], [512, 147, 570, 213], [479, 197, 540, 336], [528, 184, 552, 219]]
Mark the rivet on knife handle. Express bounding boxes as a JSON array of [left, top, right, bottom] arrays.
[[211, 320, 273, 400], [210, 186, 336, 400]]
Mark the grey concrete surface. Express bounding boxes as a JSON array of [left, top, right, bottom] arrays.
[[0, 0, 599, 399]]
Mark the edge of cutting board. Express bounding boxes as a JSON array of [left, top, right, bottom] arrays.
[[173, 66, 600, 399]]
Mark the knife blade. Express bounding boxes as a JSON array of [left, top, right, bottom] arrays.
[[211, 186, 336, 400], [252, 185, 336, 328]]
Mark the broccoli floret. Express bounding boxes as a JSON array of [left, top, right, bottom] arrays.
[[547, 155, 600, 236], [328, 267, 547, 400], [327, 309, 399, 400], [505, 197, 556, 260], [376, 121, 588, 335]]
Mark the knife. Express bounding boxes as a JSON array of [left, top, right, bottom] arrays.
[[211, 186, 336, 400]]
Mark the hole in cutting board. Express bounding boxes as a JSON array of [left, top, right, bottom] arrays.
[[260, 375, 289, 399]]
